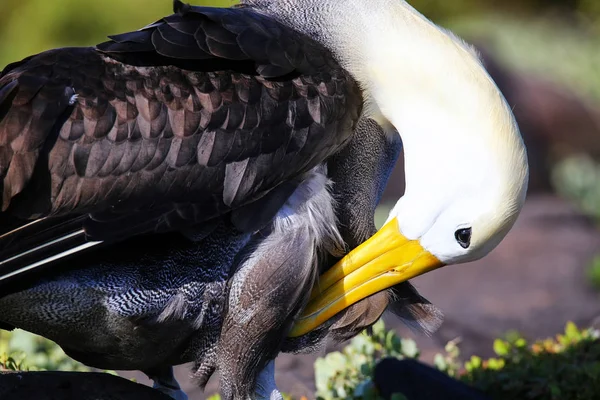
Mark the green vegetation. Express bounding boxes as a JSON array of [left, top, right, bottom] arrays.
[[0, 329, 114, 374], [0, 0, 236, 69], [552, 155, 600, 219], [315, 320, 419, 400], [450, 15, 600, 104], [587, 256, 600, 290], [552, 155, 600, 289], [461, 322, 600, 400], [314, 320, 600, 400], [2, 321, 598, 399], [409, 0, 600, 25]]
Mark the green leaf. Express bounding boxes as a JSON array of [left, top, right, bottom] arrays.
[[434, 354, 447, 371], [385, 330, 398, 352], [360, 363, 372, 377], [486, 358, 505, 370], [470, 356, 482, 369], [493, 339, 510, 356], [400, 339, 418, 358], [565, 322, 580, 340]]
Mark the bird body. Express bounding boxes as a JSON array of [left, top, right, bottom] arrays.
[[0, 0, 528, 399], [0, 221, 246, 370], [0, 5, 368, 397]]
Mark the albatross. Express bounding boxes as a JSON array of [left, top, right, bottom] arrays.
[[0, 0, 528, 399]]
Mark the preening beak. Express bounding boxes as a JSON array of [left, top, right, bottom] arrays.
[[288, 218, 444, 337]]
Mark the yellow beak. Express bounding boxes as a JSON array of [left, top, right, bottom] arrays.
[[288, 217, 444, 337]]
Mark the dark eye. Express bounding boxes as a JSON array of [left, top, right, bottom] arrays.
[[455, 228, 472, 249]]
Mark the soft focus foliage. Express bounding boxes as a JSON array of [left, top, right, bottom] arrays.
[[410, 0, 600, 23], [553, 155, 600, 219], [461, 322, 600, 400], [315, 320, 418, 400], [0, 0, 236, 68], [2, 1, 600, 398], [451, 16, 600, 103], [314, 320, 600, 400], [4, 321, 599, 399], [552, 155, 600, 289], [587, 256, 600, 290], [0, 329, 95, 372]]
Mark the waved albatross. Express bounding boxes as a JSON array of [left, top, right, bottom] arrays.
[[0, 0, 528, 398]]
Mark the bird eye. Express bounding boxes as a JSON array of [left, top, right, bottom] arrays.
[[455, 228, 472, 249]]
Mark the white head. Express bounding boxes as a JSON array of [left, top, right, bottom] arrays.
[[367, 6, 527, 266], [248, 0, 528, 265], [320, 0, 528, 266], [258, 0, 529, 336]]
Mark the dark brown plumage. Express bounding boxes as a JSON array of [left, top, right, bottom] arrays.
[[0, 3, 361, 279], [0, 1, 441, 399]]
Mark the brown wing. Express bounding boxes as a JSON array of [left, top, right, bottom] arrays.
[[0, 2, 362, 285]]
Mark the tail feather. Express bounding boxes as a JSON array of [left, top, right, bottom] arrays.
[[0, 214, 103, 290], [0, 48, 116, 290], [387, 282, 444, 336]]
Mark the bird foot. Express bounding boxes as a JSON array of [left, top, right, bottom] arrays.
[[253, 360, 283, 400], [153, 384, 188, 400], [144, 366, 188, 400]]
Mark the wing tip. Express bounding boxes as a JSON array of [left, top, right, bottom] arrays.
[[387, 283, 444, 336], [173, 0, 191, 14], [0, 80, 19, 122], [0, 79, 18, 103]]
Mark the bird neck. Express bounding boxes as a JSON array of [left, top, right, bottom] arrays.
[[246, 0, 487, 118], [247, 0, 528, 221]]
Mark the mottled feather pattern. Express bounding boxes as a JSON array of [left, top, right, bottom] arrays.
[[0, 40, 360, 281], [216, 166, 341, 399], [97, 4, 336, 78], [0, 3, 446, 400], [0, 222, 251, 370], [0, 49, 358, 234], [0, 9, 362, 388]]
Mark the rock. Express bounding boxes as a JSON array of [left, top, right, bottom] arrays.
[[0, 371, 172, 400], [373, 358, 491, 400]]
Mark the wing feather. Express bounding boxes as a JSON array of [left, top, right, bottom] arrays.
[[0, 2, 362, 286]]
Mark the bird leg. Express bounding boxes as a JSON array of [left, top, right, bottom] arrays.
[[144, 366, 188, 400], [253, 360, 283, 400], [216, 166, 342, 400], [216, 224, 317, 399]]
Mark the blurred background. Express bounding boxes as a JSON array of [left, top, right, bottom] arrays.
[[2, 0, 600, 398]]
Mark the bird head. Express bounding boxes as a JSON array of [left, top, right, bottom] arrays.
[[289, 0, 529, 337]]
